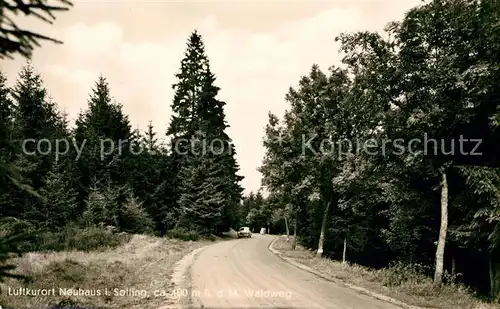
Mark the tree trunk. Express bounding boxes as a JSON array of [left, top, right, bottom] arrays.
[[434, 168, 448, 285], [284, 217, 290, 241], [451, 255, 456, 278], [489, 250, 500, 298], [316, 200, 331, 257], [490, 253, 495, 298], [342, 237, 347, 264], [291, 211, 298, 250]]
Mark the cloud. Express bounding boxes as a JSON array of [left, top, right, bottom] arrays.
[[46, 64, 96, 85], [63, 22, 123, 56], [36, 2, 416, 194]]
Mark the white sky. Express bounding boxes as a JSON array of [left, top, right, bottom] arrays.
[[0, 0, 422, 194]]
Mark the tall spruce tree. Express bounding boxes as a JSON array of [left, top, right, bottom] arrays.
[[197, 67, 244, 231], [167, 31, 244, 234], [165, 31, 210, 225], [0, 1, 73, 285], [8, 63, 63, 223], [0, 71, 12, 153], [11, 63, 62, 188], [74, 75, 132, 209], [167, 31, 210, 139], [0, 71, 14, 186], [0, 71, 29, 218], [177, 130, 226, 234]]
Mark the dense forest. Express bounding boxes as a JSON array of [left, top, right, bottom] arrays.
[[2, 0, 500, 304], [0, 30, 244, 236], [249, 0, 500, 300]]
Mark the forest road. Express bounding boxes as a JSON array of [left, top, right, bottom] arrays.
[[188, 234, 402, 309]]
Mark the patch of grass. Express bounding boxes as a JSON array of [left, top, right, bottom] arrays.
[[166, 228, 200, 241], [35, 226, 131, 252], [43, 259, 87, 283], [0, 221, 132, 253], [0, 235, 212, 309], [272, 236, 498, 309]]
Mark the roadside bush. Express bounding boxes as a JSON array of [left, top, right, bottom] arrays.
[[19, 226, 126, 252], [59, 226, 124, 251], [375, 261, 475, 301], [0, 217, 35, 237], [205, 234, 217, 241], [0, 217, 130, 252], [118, 196, 154, 234], [82, 190, 119, 228], [166, 228, 199, 241], [379, 261, 431, 287], [0, 217, 38, 254], [82, 187, 154, 235]]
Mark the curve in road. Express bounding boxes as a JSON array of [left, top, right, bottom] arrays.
[[188, 234, 402, 309]]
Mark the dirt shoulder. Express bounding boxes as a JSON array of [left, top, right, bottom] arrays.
[[270, 236, 498, 309], [0, 235, 213, 309]]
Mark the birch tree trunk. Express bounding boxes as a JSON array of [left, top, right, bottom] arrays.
[[285, 217, 290, 241], [342, 237, 347, 264], [316, 200, 331, 257], [434, 168, 448, 285], [291, 211, 298, 250]]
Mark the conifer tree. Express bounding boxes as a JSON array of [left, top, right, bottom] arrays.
[[198, 68, 244, 230], [11, 63, 61, 189], [0, 71, 12, 152], [0, 0, 73, 59], [150, 153, 177, 230], [74, 75, 132, 209], [6, 63, 63, 224], [167, 31, 244, 233], [177, 131, 225, 234], [0, 71, 30, 218], [37, 162, 78, 230], [143, 121, 158, 153], [0, 1, 73, 286], [167, 31, 210, 140], [0, 71, 15, 187], [124, 122, 172, 231]]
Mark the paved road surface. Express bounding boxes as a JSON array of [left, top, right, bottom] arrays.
[[188, 234, 402, 309]]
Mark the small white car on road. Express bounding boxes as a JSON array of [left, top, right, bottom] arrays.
[[237, 227, 252, 238]]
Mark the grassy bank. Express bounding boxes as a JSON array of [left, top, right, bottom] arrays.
[[272, 236, 498, 309], [0, 234, 213, 309]]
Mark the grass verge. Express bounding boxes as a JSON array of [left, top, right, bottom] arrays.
[[272, 236, 498, 309], [0, 234, 214, 309]]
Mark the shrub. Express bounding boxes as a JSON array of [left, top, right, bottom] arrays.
[[60, 226, 123, 252], [82, 186, 154, 235], [379, 261, 431, 287], [81, 190, 119, 228], [118, 196, 154, 234], [0, 217, 130, 252], [0, 217, 35, 237], [14, 226, 127, 253], [205, 234, 217, 241], [0, 217, 38, 284]]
